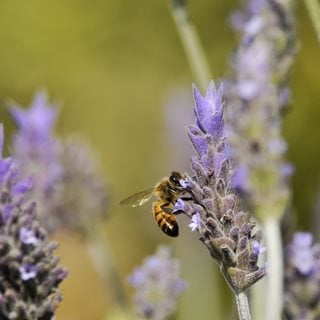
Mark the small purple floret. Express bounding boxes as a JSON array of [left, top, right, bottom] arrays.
[[20, 227, 38, 245], [128, 246, 186, 320], [9, 91, 58, 143], [188, 213, 202, 232], [173, 199, 186, 212], [291, 232, 314, 275], [20, 264, 37, 281]]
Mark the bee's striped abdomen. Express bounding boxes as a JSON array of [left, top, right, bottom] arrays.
[[153, 203, 179, 237]]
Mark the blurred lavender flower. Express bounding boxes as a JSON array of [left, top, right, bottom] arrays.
[[224, 0, 296, 220], [128, 246, 186, 320], [174, 82, 265, 294], [9, 91, 108, 235], [0, 124, 67, 319], [56, 135, 108, 234], [9, 91, 62, 233], [284, 232, 320, 319]]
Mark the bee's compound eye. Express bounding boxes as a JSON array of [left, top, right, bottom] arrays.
[[170, 172, 182, 185]]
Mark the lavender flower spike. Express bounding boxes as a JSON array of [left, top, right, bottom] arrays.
[[56, 135, 108, 235], [9, 90, 62, 194], [128, 246, 186, 320], [225, 0, 296, 220], [9, 91, 108, 235], [9, 91, 63, 233], [284, 232, 320, 319], [224, 2, 296, 318], [0, 124, 67, 319], [175, 82, 266, 294]]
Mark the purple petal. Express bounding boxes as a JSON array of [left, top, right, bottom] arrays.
[[237, 80, 259, 100], [173, 199, 186, 212], [20, 227, 38, 245], [13, 177, 33, 195], [173, 279, 187, 294], [214, 152, 227, 176], [9, 91, 59, 142], [192, 83, 224, 138], [244, 16, 264, 36], [179, 178, 191, 189], [281, 163, 294, 179], [2, 204, 14, 222], [188, 213, 202, 231], [252, 240, 267, 255], [187, 125, 208, 156], [193, 84, 212, 124], [232, 165, 249, 191], [128, 268, 145, 287], [201, 151, 215, 174], [290, 232, 315, 275], [202, 113, 224, 139], [293, 232, 313, 248], [0, 158, 12, 182], [9, 106, 26, 129], [213, 83, 224, 114], [55, 268, 68, 280], [204, 81, 216, 102], [268, 139, 287, 155], [20, 263, 37, 281]]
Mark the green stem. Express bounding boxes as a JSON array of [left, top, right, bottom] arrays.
[[85, 227, 128, 307], [304, 0, 320, 43], [250, 271, 265, 319], [169, 0, 212, 92], [235, 292, 251, 320], [263, 218, 283, 320]]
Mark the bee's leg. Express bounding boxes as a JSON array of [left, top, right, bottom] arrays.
[[160, 203, 173, 214], [161, 202, 188, 216], [180, 196, 193, 201]]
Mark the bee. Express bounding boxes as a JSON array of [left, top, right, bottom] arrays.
[[120, 172, 185, 237]]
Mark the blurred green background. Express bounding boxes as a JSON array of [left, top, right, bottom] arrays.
[[0, 0, 319, 319]]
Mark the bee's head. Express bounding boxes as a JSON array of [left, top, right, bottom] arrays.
[[169, 171, 184, 187]]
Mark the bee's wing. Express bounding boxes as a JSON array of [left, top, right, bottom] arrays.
[[120, 188, 156, 207]]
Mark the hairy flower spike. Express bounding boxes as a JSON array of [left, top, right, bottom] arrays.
[[284, 232, 320, 319], [177, 82, 265, 294], [9, 91, 62, 194], [55, 136, 108, 234], [0, 124, 67, 319], [225, 0, 296, 220], [9, 91, 108, 235], [128, 246, 186, 320]]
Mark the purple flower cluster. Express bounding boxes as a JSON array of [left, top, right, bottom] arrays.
[[284, 232, 320, 319], [128, 246, 186, 320], [0, 125, 67, 319], [224, 0, 295, 220], [174, 82, 265, 294], [10, 91, 62, 194], [9, 91, 108, 235], [56, 135, 108, 234]]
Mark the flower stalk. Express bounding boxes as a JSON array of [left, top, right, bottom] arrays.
[[236, 292, 251, 320], [264, 218, 283, 320], [304, 0, 320, 43], [170, 0, 212, 91], [86, 226, 128, 307]]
